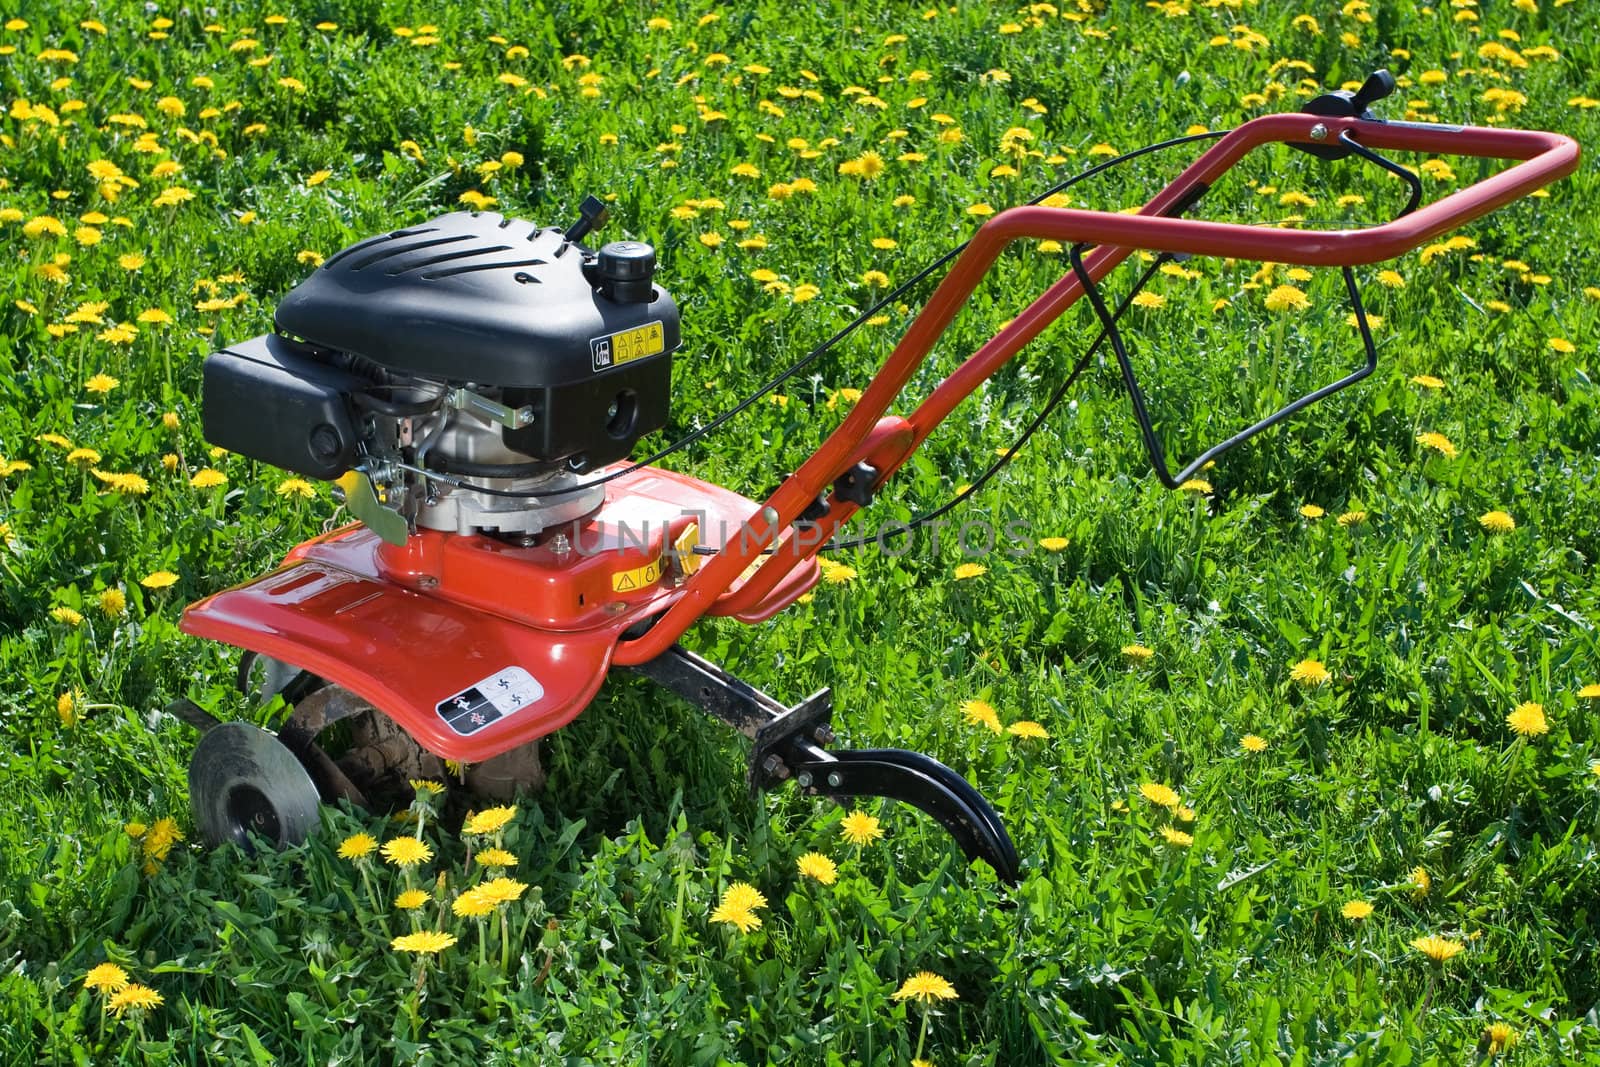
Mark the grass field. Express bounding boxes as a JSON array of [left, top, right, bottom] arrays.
[[2, 0, 1598, 1062]]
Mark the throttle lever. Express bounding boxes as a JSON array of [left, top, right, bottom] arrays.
[[1293, 69, 1398, 160]]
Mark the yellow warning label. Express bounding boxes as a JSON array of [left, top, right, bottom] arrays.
[[612, 321, 665, 367], [612, 556, 664, 592], [674, 523, 704, 578]]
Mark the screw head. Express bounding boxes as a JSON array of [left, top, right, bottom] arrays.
[[796, 771, 813, 789], [761, 754, 789, 780], [826, 771, 843, 789], [1309, 123, 1329, 141]]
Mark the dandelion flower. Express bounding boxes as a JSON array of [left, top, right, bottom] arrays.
[[960, 698, 1002, 735], [953, 562, 987, 580], [390, 930, 457, 954], [85, 373, 119, 395], [477, 876, 529, 906], [840, 810, 884, 846], [1240, 734, 1268, 753], [476, 848, 516, 867], [190, 468, 227, 489], [709, 903, 761, 932], [1159, 826, 1194, 848], [818, 559, 858, 584], [277, 478, 315, 499], [451, 888, 496, 918], [140, 571, 178, 589], [1337, 510, 1368, 527], [84, 963, 130, 993], [797, 852, 837, 885], [1178, 478, 1212, 495], [381, 836, 433, 867], [1411, 934, 1464, 963], [1578, 684, 1600, 700], [1549, 338, 1575, 354], [463, 805, 516, 835], [1264, 284, 1311, 312], [1341, 899, 1374, 920], [1506, 701, 1547, 737], [395, 889, 429, 910], [1482, 1022, 1518, 1055], [99, 588, 126, 616], [409, 778, 446, 797], [1409, 374, 1444, 390], [1478, 511, 1515, 534], [1290, 659, 1332, 687], [893, 971, 958, 1003], [1409, 866, 1431, 899], [1415, 431, 1458, 458], [1039, 536, 1069, 551], [338, 833, 377, 860], [1007, 720, 1050, 740], [1139, 782, 1181, 809], [107, 984, 163, 1015], [1299, 504, 1325, 519], [51, 606, 84, 626]]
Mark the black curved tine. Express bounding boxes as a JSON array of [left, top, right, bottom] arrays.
[[796, 751, 1020, 883], [832, 749, 1020, 876]]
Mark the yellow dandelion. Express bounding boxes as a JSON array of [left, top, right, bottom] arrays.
[[50, 606, 84, 627], [1411, 934, 1464, 963], [1478, 511, 1516, 534], [1289, 659, 1332, 687], [1341, 899, 1374, 921], [1482, 1022, 1518, 1055], [107, 984, 163, 1015], [797, 852, 837, 885], [451, 888, 496, 918], [1506, 701, 1548, 737], [395, 889, 430, 910], [1299, 504, 1325, 520], [1178, 478, 1213, 495], [390, 930, 457, 954], [190, 468, 227, 489], [709, 903, 761, 933], [139, 571, 178, 589], [1578, 684, 1600, 700], [893, 971, 958, 1003], [1549, 338, 1575, 354], [1139, 782, 1181, 809], [1337, 510, 1368, 527], [99, 588, 126, 617], [1159, 826, 1194, 848], [1415, 431, 1458, 458], [462, 805, 516, 835], [276, 478, 315, 499], [1240, 734, 1268, 753], [476, 848, 516, 867], [1007, 720, 1050, 740], [1263, 284, 1311, 312], [1409, 866, 1432, 899], [1039, 536, 1069, 551], [477, 876, 529, 906], [953, 562, 987, 580], [960, 698, 1002, 735], [381, 836, 433, 867], [84, 963, 130, 994], [840, 810, 884, 846], [337, 833, 377, 860], [85, 373, 119, 395], [67, 448, 102, 467], [1409, 374, 1444, 390]]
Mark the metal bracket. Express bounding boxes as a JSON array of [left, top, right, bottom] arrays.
[[628, 645, 834, 793]]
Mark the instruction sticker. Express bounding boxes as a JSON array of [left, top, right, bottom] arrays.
[[436, 666, 545, 736], [611, 556, 663, 592], [591, 320, 665, 371]]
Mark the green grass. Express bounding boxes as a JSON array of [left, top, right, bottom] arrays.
[[2, 0, 1599, 1062]]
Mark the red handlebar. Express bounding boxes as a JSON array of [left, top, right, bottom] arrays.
[[614, 112, 1579, 665]]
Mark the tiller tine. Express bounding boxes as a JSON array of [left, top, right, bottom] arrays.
[[629, 645, 1020, 884], [790, 748, 1020, 885]]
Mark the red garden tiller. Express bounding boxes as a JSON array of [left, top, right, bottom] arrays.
[[173, 74, 1576, 883]]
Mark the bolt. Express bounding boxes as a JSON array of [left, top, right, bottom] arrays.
[[796, 771, 813, 789], [826, 771, 843, 789], [549, 532, 571, 561], [812, 724, 836, 746], [761, 754, 789, 781], [515, 406, 536, 427], [1309, 123, 1329, 142], [417, 575, 439, 589]]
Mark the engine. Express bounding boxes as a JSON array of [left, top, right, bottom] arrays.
[[201, 206, 679, 538]]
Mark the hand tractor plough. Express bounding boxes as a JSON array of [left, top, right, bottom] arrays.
[[171, 74, 1577, 883]]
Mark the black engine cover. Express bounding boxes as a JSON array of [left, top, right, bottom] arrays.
[[271, 211, 679, 470]]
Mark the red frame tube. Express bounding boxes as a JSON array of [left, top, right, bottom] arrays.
[[613, 113, 1578, 665]]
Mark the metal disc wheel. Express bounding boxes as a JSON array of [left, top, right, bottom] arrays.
[[189, 721, 321, 850]]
